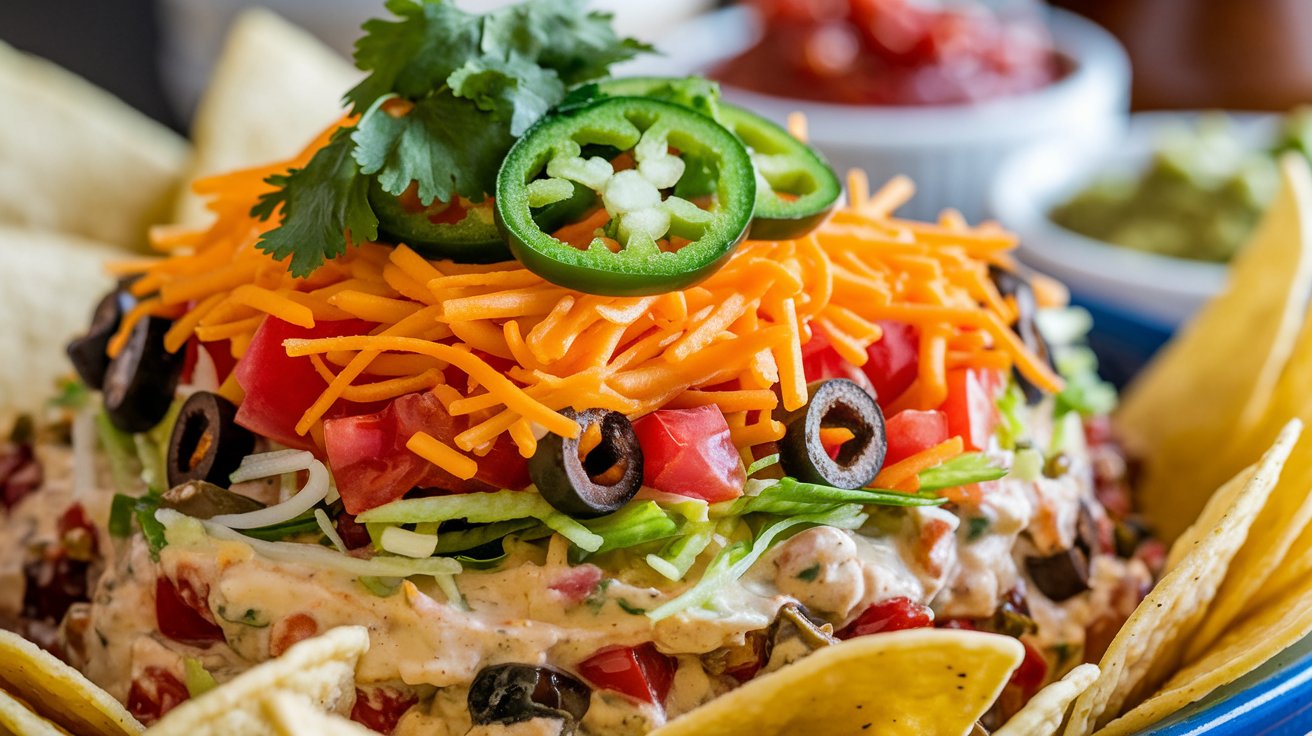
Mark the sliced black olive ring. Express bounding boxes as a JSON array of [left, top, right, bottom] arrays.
[[776, 379, 887, 490], [1025, 503, 1100, 602], [167, 391, 256, 489], [468, 663, 591, 728], [102, 316, 186, 433], [529, 408, 643, 519], [66, 288, 136, 391]]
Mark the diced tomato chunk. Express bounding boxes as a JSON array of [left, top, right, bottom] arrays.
[[862, 321, 919, 407], [802, 328, 878, 397], [324, 392, 529, 514], [233, 318, 382, 451], [632, 406, 745, 503], [351, 687, 419, 735], [1008, 640, 1050, 698], [127, 667, 189, 725], [550, 564, 604, 604], [578, 643, 676, 706], [883, 410, 949, 466], [155, 576, 225, 645], [939, 368, 1004, 451], [837, 597, 934, 639]]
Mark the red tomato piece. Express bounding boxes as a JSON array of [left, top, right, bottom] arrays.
[[883, 410, 949, 466], [324, 392, 529, 514], [801, 328, 878, 397], [549, 564, 603, 604], [632, 406, 745, 503], [233, 317, 379, 451], [351, 687, 419, 735], [1008, 640, 1050, 699], [837, 596, 934, 639], [154, 577, 225, 645], [862, 321, 919, 407], [127, 667, 189, 725], [578, 643, 676, 706], [939, 368, 1005, 452]]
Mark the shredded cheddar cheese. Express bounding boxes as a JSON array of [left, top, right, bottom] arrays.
[[108, 123, 1063, 483]]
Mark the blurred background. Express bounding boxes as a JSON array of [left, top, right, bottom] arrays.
[[3, 0, 1312, 395]]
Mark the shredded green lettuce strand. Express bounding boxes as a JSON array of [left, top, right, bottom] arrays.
[[917, 453, 1008, 492], [357, 490, 604, 552], [648, 505, 867, 621], [581, 501, 680, 556], [724, 477, 946, 517]]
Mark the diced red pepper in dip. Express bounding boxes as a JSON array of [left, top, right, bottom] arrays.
[[633, 406, 745, 503], [578, 643, 677, 706], [939, 368, 1004, 451], [838, 597, 934, 639]]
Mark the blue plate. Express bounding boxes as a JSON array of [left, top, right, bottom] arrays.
[[1078, 292, 1312, 734]]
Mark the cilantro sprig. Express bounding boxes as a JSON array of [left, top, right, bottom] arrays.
[[252, 0, 650, 277]]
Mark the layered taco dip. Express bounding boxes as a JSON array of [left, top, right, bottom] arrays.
[[0, 1, 1165, 734]]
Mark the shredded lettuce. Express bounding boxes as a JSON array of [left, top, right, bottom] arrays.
[[158, 510, 462, 579], [918, 453, 1008, 492], [745, 453, 780, 476], [355, 490, 603, 552], [183, 659, 218, 698], [645, 521, 716, 581], [432, 519, 540, 554], [96, 411, 140, 494], [995, 383, 1027, 450], [1054, 346, 1117, 419], [723, 477, 945, 517], [648, 505, 867, 621], [581, 501, 680, 556]]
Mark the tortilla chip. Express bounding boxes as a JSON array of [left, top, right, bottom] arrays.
[[172, 8, 360, 227], [0, 226, 119, 414], [651, 629, 1023, 736], [146, 626, 368, 736], [995, 664, 1098, 736], [0, 688, 69, 736], [1116, 154, 1312, 543], [1063, 420, 1301, 736], [0, 630, 142, 736], [0, 40, 187, 249], [1094, 547, 1312, 736], [263, 692, 377, 736]]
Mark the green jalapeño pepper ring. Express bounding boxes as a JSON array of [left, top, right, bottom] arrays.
[[495, 97, 757, 296], [598, 77, 842, 241], [369, 179, 510, 263]]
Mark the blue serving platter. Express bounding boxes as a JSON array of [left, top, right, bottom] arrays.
[[1079, 293, 1312, 734]]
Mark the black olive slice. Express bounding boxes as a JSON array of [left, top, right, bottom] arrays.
[[66, 289, 135, 391], [989, 265, 1055, 406], [160, 481, 265, 519], [102, 316, 185, 433], [1026, 504, 1100, 602], [776, 379, 886, 489], [166, 392, 255, 489], [529, 408, 643, 519], [468, 663, 591, 728]]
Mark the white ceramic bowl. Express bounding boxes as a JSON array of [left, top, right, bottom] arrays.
[[990, 112, 1276, 327], [624, 6, 1131, 223]]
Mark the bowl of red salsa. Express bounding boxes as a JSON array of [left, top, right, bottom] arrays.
[[625, 0, 1129, 222]]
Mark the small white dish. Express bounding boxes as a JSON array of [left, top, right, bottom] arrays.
[[625, 6, 1131, 223], [990, 111, 1276, 327]]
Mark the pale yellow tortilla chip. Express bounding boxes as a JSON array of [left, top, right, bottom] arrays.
[[173, 8, 360, 227], [0, 40, 187, 249], [0, 226, 118, 414], [651, 629, 1023, 736], [263, 692, 377, 736], [996, 664, 1099, 736], [145, 626, 368, 736], [1063, 420, 1301, 736], [1094, 545, 1312, 736], [0, 688, 69, 736], [0, 630, 142, 736], [1117, 154, 1312, 543]]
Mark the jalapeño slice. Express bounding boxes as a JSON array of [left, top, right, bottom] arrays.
[[598, 77, 842, 240], [495, 97, 756, 296], [369, 180, 508, 263]]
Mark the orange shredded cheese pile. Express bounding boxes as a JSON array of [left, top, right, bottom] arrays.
[[111, 128, 1063, 477]]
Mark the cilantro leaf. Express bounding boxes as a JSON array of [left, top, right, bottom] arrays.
[[251, 127, 378, 278], [346, 0, 481, 113], [481, 0, 652, 85], [353, 93, 515, 205], [449, 56, 565, 136]]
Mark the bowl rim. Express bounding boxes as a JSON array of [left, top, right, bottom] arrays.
[[640, 6, 1130, 147]]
